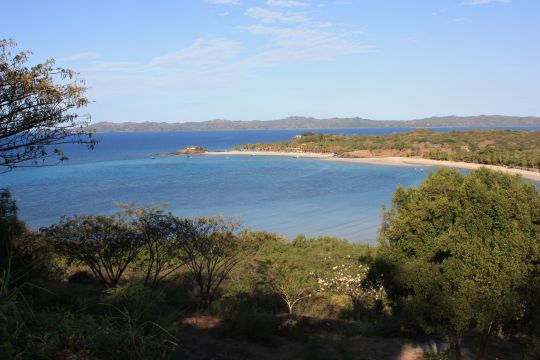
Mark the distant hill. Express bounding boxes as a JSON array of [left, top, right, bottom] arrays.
[[89, 115, 540, 132]]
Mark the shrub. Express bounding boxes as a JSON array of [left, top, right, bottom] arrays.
[[213, 291, 284, 318], [102, 283, 164, 318], [3, 310, 178, 360]]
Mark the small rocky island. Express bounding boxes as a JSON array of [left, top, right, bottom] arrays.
[[157, 146, 208, 156]]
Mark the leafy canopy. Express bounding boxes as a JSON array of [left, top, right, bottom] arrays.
[[379, 168, 540, 358], [43, 215, 143, 288], [0, 39, 95, 171]]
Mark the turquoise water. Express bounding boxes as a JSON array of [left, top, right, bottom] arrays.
[[1, 127, 539, 243]]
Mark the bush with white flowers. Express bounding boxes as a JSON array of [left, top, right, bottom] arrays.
[[317, 263, 386, 319]]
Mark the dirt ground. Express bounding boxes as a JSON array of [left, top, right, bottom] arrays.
[[174, 315, 524, 360]]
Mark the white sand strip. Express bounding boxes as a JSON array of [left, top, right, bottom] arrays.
[[205, 151, 540, 182]]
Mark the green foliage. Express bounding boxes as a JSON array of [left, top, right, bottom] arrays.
[[0, 191, 55, 350], [256, 239, 319, 314], [225, 232, 379, 319], [235, 129, 540, 169], [0, 189, 24, 267], [102, 283, 164, 317], [379, 168, 540, 358], [424, 350, 450, 360], [43, 215, 143, 288], [264, 259, 314, 314], [523, 274, 540, 359], [0, 310, 177, 360], [118, 203, 187, 288], [177, 216, 245, 310]]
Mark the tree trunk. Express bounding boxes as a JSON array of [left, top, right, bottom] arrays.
[[351, 297, 362, 320], [475, 322, 494, 360], [449, 333, 463, 360]]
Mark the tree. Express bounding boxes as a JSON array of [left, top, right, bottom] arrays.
[[117, 203, 187, 288], [0, 189, 50, 282], [523, 275, 540, 359], [175, 216, 244, 310], [43, 215, 143, 288], [137, 213, 187, 288], [0, 39, 95, 171], [257, 237, 320, 315], [379, 168, 540, 360], [0, 189, 22, 265], [264, 258, 314, 315]]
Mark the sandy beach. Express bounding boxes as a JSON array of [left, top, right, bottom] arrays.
[[206, 150, 335, 159], [206, 151, 540, 182]]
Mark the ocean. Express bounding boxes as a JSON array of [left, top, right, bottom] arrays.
[[1, 126, 539, 243]]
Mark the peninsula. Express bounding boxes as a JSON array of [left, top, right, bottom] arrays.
[[206, 129, 540, 181]]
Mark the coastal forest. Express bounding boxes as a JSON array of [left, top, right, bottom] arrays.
[[2, 40, 540, 360], [235, 129, 540, 169]]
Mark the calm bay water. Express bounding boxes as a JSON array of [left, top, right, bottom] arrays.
[[2, 126, 539, 243]]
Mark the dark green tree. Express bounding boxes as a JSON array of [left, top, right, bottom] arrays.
[[117, 203, 187, 288], [0, 189, 22, 265], [175, 216, 244, 310], [379, 168, 540, 360], [43, 215, 143, 288], [0, 189, 50, 282]]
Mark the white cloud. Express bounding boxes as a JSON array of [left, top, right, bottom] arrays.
[[266, 0, 308, 7], [243, 24, 374, 66], [432, 8, 447, 16], [206, 0, 240, 4], [74, 2, 375, 112], [59, 51, 100, 62], [460, 0, 509, 5], [76, 61, 139, 73], [245, 7, 308, 23], [149, 38, 241, 69]]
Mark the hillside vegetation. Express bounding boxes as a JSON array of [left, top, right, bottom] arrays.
[[2, 168, 540, 359], [235, 129, 540, 169]]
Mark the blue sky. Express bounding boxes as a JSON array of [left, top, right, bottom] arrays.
[[2, 0, 539, 122]]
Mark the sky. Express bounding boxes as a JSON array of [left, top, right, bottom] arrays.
[[1, 0, 539, 122]]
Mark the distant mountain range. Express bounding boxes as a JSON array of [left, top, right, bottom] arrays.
[[89, 115, 540, 132]]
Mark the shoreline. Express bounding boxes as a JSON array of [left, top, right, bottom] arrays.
[[207, 150, 335, 159], [206, 151, 540, 182]]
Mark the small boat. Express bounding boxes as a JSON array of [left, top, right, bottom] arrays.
[[150, 156, 155, 159]]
